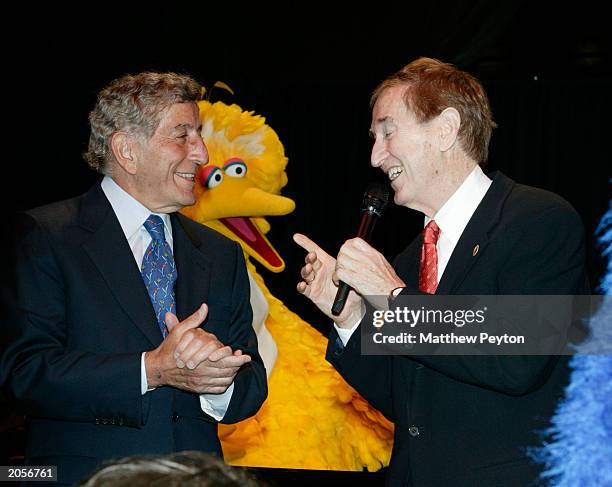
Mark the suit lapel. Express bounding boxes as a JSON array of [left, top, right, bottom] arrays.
[[395, 235, 422, 287], [80, 183, 163, 346], [171, 214, 211, 322], [436, 172, 515, 295]]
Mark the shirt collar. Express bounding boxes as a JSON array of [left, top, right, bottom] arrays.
[[425, 165, 492, 245], [101, 176, 172, 241]]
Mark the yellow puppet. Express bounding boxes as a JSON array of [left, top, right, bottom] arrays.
[[181, 100, 393, 471]]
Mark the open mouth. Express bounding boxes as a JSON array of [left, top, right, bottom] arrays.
[[219, 216, 284, 270], [387, 166, 403, 181], [175, 172, 195, 182]]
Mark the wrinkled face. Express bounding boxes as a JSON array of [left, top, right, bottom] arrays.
[[134, 102, 208, 213], [370, 85, 440, 215]]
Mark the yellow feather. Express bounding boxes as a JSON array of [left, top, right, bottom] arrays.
[[182, 101, 394, 471]]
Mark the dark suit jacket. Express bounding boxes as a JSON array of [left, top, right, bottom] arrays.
[[327, 172, 589, 487], [1, 182, 267, 485]]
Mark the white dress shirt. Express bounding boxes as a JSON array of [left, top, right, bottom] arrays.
[[101, 176, 233, 420], [335, 165, 492, 345]]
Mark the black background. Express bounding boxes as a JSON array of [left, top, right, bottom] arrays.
[[2, 1, 611, 479], [6, 2, 610, 327]]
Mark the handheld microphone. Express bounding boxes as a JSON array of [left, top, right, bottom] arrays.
[[331, 182, 390, 316]]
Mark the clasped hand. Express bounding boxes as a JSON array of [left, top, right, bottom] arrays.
[[145, 304, 250, 394]]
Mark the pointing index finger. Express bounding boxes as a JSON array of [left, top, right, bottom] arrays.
[[293, 233, 323, 254]]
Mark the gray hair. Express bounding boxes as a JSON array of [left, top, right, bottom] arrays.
[[85, 72, 202, 175], [78, 451, 264, 487]]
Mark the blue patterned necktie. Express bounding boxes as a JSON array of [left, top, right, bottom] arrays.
[[141, 215, 177, 337]]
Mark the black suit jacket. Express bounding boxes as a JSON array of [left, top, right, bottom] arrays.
[[327, 172, 589, 487], [1, 182, 267, 485]]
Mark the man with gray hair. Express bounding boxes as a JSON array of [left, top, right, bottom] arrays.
[[2, 72, 267, 486]]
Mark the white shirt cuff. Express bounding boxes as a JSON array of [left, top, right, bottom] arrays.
[[141, 352, 155, 395], [391, 287, 404, 298], [334, 318, 362, 347], [199, 383, 234, 421]]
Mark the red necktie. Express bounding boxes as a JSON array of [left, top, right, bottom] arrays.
[[419, 220, 441, 294]]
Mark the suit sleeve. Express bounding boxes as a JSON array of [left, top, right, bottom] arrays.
[[409, 205, 590, 395], [1, 214, 144, 426], [220, 242, 268, 424]]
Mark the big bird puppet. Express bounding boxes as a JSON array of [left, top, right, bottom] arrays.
[[180, 98, 393, 470]]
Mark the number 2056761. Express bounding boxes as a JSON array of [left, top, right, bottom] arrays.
[[0, 466, 57, 481]]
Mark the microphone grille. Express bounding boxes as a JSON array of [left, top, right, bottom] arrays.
[[361, 182, 390, 216]]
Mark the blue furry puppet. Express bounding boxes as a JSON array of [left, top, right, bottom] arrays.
[[535, 198, 612, 486]]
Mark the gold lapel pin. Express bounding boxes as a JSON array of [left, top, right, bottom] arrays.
[[472, 244, 480, 256]]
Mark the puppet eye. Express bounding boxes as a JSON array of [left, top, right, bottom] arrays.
[[199, 165, 224, 189], [223, 158, 247, 178]]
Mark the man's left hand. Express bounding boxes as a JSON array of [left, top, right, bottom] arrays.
[[335, 238, 405, 308], [177, 349, 249, 394], [165, 312, 251, 393]]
